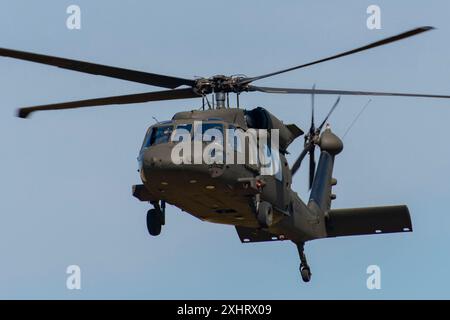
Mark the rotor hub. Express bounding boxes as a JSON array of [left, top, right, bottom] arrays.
[[194, 75, 249, 95]]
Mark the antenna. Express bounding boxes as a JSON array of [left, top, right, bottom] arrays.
[[203, 94, 212, 110], [342, 99, 372, 139]]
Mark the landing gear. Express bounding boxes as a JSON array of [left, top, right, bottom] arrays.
[[300, 265, 312, 283], [256, 201, 273, 227], [146, 201, 166, 236], [146, 209, 162, 236], [296, 243, 312, 283]]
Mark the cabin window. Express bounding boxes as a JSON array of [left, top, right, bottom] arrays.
[[193, 123, 224, 142], [171, 123, 192, 142], [202, 123, 223, 141], [150, 125, 174, 146], [227, 125, 243, 152], [194, 123, 224, 160]]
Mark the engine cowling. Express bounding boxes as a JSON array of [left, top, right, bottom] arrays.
[[245, 107, 303, 152]]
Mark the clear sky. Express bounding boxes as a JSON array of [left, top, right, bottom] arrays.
[[1, 0, 450, 299]]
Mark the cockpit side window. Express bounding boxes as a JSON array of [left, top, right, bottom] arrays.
[[150, 125, 174, 146], [141, 128, 153, 149]]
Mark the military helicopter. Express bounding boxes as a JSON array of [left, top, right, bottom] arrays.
[[2, 26, 449, 283]]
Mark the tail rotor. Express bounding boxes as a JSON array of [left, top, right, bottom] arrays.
[[291, 89, 341, 190]]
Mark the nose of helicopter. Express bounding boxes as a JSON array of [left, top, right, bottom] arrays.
[[141, 143, 219, 181], [140, 143, 232, 202], [142, 144, 177, 170]]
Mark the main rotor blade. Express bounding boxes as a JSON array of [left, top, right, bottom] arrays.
[[0, 47, 195, 89], [249, 85, 450, 99], [17, 88, 200, 118], [240, 26, 434, 85], [291, 143, 310, 176], [318, 96, 341, 131]]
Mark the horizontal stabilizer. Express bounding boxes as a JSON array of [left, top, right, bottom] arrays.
[[326, 205, 412, 237], [235, 226, 288, 243], [132, 184, 156, 202]]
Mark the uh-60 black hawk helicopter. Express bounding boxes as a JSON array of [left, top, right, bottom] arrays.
[[2, 26, 450, 283]]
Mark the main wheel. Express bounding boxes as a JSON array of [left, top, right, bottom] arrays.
[[146, 209, 162, 236], [257, 201, 273, 227], [300, 266, 312, 283]]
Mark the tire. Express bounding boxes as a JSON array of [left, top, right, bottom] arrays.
[[146, 209, 162, 236], [257, 201, 273, 227], [300, 266, 312, 283]]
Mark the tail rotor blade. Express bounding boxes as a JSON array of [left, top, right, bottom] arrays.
[[310, 84, 316, 132], [291, 144, 310, 176], [318, 96, 341, 131], [309, 148, 316, 189]]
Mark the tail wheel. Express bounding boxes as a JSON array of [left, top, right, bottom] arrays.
[[300, 266, 312, 283], [146, 209, 162, 236], [257, 201, 273, 227]]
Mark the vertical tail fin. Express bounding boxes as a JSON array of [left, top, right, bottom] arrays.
[[308, 150, 335, 212], [308, 127, 342, 213]]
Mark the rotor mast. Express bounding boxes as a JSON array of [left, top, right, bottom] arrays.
[[215, 91, 226, 109]]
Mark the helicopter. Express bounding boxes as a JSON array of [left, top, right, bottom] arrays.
[[2, 26, 450, 283]]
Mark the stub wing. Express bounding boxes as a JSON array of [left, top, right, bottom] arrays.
[[326, 205, 412, 237], [235, 226, 287, 243]]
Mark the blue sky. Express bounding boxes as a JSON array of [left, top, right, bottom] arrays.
[[1, 0, 450, 299]]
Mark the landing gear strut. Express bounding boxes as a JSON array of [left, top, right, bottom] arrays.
[[146, 201, 166, 236], [296, 243, 312, 283]]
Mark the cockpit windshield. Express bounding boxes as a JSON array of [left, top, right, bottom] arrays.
[[141, 122, 226, 150], [150, 125, 174, 146], [138, 123, 173, 168]]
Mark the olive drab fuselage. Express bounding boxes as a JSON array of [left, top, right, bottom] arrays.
[[133, 107, 326, 243]]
